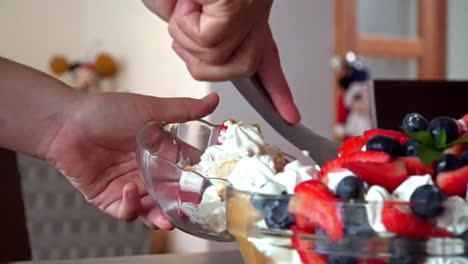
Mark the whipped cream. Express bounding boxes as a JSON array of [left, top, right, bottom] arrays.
[[436, 196, 468, 235], [248, 237, 302, 264], [196, 120, 265, 179], [327, 170, 357, 193], [393, 174, 434, 201], [273, 160, 314, 194], [180, 185, 226, 233], [365, 185, 392, 234], [228, 155, 286, 195], [365, 175, 437, 235]]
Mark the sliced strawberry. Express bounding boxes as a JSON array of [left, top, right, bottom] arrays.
[[460, 115, 468, 133], [436, 165, 468, 196], [382, 201, 453, 238], [293, 180, 343, 242], [338, 136, 367, 157], [320, 151, 391, 184], [444, 134, 468, 155], [363, 128, 410, 144], [294, 215, 316, 233], [291, 226, 327, 264], [396, 156, 433, 176], [342, 159, 408, 191]]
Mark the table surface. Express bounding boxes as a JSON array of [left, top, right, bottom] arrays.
[[10, 251, 244, 264]]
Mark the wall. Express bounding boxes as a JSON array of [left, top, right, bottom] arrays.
[[447, 0, 468, 80], [0, 0, 83, 72]]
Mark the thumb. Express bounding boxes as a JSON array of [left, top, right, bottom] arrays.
[[147, 92, 220, 123]]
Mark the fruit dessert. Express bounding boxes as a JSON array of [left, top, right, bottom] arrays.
[[178, 120, 313, 263], [290, 113, 468, 264]]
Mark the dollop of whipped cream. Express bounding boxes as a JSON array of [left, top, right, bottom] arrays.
[[196, 120, 265, 179], [436, 196, 468, 234], [180, 185, 226, 233], [393, 174, 434, 201], [229, 158, 314, 195], [365, 185, 392, 234], [228, 155, 286, 195]]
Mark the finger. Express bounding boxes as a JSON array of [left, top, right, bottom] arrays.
[[257, 29, 301, 124], [170, 23, 235, 65], [140, 195, 174, 230], [179, 27, 262, 81], [118, 182, 142, 221], [141, 0, 177, 22], [147, 208, 174, 230], [146, 92, 220, 123], [174, 0, 247, 48]]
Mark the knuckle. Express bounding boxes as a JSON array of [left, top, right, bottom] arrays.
[[188, 65, 208, 81]]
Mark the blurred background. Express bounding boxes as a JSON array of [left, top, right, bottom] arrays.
[[0, 0, 466, 261]]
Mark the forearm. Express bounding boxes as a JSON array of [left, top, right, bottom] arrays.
[[0, 57, 82, 159]]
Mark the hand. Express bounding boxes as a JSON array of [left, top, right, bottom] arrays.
[[43, 92, 219, 230], [142, 0, 301, 124]]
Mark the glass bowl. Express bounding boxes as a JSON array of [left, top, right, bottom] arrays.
[[136, 120, 234, 242], [226, 185, 468, 264]]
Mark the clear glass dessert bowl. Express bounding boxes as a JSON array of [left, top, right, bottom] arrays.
[[136, 120, 234, 242], [226, 185, 468, 264]]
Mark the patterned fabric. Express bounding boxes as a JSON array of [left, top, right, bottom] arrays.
[[17, 154, 151, 260]]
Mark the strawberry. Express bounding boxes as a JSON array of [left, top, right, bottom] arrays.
[[436, 165, 468, 196], [396, 156, 433, 176], [291, 226, 327, 264], [293, 180, 343, 242], [459, 114, 468, 133], [382, 201, 453, 238], [338, 136, 367, 156], [320, 151, 391, 184], [294, 215, 316, 233], [363, 129, 410, 144], [342, 159, 408, 191]]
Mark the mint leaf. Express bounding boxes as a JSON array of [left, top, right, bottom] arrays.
[[402, 128, 434, 146], [418, 144, 443, 165], [447, 136, 468, 147], [435, 130, 447, 149]]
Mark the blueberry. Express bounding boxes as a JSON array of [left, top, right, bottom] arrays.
[[428, 117, 459, 144], [462, 150, 468, 165], [389, 236, 426, 264], [328, 255, 357, 264], [459, 230, 468, 241], [403, 113, 428, 133], [250, 193, 271, 212], [403, 139, 421, 156], [366, 135, 403, 158], [336, 176, 365, 200], [410, 185, 446, 218], [263, 199, 294, 229], [434, 154, 465, 176], [340, 203, 375, 237], [459, 230, 468, 257]]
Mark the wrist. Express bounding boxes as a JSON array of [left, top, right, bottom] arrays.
[[36, 89, 85, 161]]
